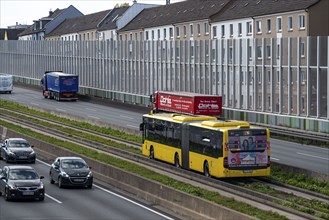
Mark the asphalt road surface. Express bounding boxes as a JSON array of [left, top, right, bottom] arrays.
[[0, 87, 328, 174]]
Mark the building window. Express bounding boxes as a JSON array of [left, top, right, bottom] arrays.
[[169, 27, 173, 38], [152, 30, 154, 40], [298, 15, 305, 30], [176, 27, 180, 37], [197, 24, 201, 35], [248, 45, 252, 60], [257, 46, 262, 60], [238, 23, 242, 36], [221, 25, 225, 38], [183, 26, 187, 36], [266, 19, 271, 33], [246, 22, 252, 35], [277, 17, 282, 32], [266, 45, 271, 59], [288, 16, 293, 31], [158, 29, 160, 39], [164, 29, 167, 39], [258, 71, 261, 83], [190, 24, 194, 36], [204, 23, 209, 35], [267, 70, 271, 83], [146, 31, 149, 40], [229, 24, 233, 37], [301, 70, 306, 83], [256, 20, 262, 33], [300, 41, 305, 57], [130, 33, 132, 40], [135, 33, 138, 40], [213, 26, 217, 38]]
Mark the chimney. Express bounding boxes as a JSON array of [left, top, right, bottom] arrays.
[[166, 0, 170, 4], [49, 9, 53, 16], [133, 0, 137, 4]]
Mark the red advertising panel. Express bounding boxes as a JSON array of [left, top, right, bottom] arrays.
[[155, 91, 222, 115]]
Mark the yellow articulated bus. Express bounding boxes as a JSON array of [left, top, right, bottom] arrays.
[[140, 113, 270, 178]]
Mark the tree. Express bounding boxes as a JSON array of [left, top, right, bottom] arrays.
[[114, 3, 130, 8]]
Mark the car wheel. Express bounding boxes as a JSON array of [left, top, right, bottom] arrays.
[[58, 177, 63, 188], [39, 196, 45, 201], [5, 188, 10, 201], [87, 184, 92, 189], [31, 160, 36, 164], [4, 154, 8, 163], [49, 173, 55, 184]]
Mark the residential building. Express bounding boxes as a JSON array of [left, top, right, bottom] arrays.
[[18, 5, 83, 40]]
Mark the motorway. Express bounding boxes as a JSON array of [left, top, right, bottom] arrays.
[[0, 86, 328, 174], [0, 159, 178, 220]]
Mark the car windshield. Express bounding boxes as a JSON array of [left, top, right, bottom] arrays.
[[8, 170, 38, 180], [8, 140, 30, 148], [61, 159, 88, 169]]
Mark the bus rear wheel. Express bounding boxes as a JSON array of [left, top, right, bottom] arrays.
[[149, 147, 154, 159], [204, 161, 210, 177], [174, 153, 180, 168]]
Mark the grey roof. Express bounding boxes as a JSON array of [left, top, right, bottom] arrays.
[[120, 0, 231, 32], [46, 9, 111, 37], [98, 7, 129, 31], [0, 28, 25, 40], [211, 0, 320, 22], [17, 8, 65, 36]]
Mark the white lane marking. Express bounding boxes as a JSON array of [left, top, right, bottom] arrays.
[[31, 102, 39, 106], [46, 194, 62, 204], [297, 152, 329, 161], [87, 115, 100, 120], [127, 124, 139, 129], [270, 157, 280, 161], [37, 159, 173, 219], [85, 108, 97, 112], [55, 108, 66, 112], [120, 115, 134, 120], [36, 159, 63, 204], [94, 185, 175, 220]]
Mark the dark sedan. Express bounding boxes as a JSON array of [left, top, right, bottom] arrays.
[[49, 157, 93, 188], [0, 138, 36, 163], [0, 165, 45, 201]]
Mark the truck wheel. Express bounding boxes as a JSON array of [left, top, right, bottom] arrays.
[[149, 147, 154, 159], [174, 153, 180, 168], [204, 161, 210, 177]]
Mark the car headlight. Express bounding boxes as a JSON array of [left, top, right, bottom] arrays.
[[61, 171, 69, 178], [8, 184, 17, 190], [38, 183, 44, 189], [87, 171, 93, 178]]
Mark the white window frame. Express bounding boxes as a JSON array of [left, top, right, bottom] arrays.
[[277, 17, 282, 32], [238, 23, 242, 36], [246, 22, 252, 35], [221, 25, 225, 38], [190, 24, 194, 36], [256, 20, 262, 34], [213, 26, 217, 38], [176, 26, 180, 38], [229, 24, 233, 37], [204, 22, 209, 35], [288, 16, 293, 31], [298, 15, 305, 30], [266, 19, 271, 33]]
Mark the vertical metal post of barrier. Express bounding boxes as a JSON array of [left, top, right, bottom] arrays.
[[287, 37, 292, 115], [327, 36, 329, 120], [278, 37, 283, 114], [237, 39, 242, 108], [261, 38, 266, 112], [219, 39, 223, 97], [306, 36, 311, 117], [316, 36, 321, 118], [225, 39, 229, 107], [253, 38, 258, 111], [209, 39, 213, 95], [246, 39, 250, 110], [232, 39, 236, 108], [297, 37, 301, 116], [203, 40, 208, 94]]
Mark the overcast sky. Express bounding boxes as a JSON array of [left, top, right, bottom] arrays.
[[0, 0, 184, 29]]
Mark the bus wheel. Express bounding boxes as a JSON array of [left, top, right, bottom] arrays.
[[174, 153, 180, 168], [204, 161, 210, 177], [149, 147, 154, 159]]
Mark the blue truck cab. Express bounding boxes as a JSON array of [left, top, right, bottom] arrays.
[[42, 71, 79, 101]]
